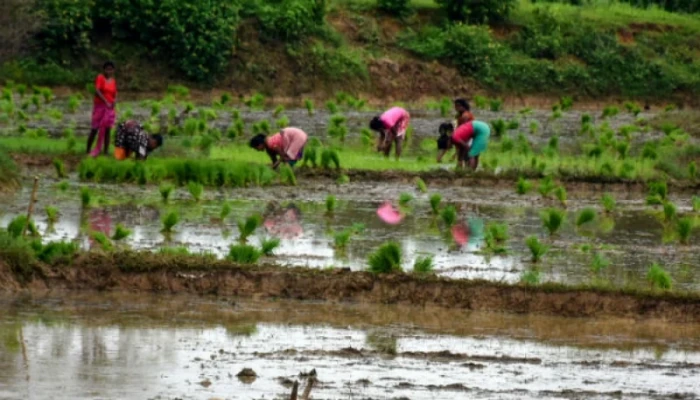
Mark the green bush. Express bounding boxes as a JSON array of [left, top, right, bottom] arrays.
[[35, 0, 93, 54], [105, 0, 241, 81], [258, 0, 326, 41], [435, 0, 516, 23]]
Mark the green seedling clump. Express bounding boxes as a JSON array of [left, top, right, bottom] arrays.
[[576, 208, 596, 227], [554, 186, 567, 207], [158, 246, 190, 256], [238, 214, 262, 241], [601, 193, 616, 213], [692, 196, 700, 213], [7, 215, 38, 238], [676, 217, 694, 245], [220, 203, 232, 221], [187, 181, 204, 202], [337, 174, 350, 185], [304, 98, 314, 116], [538, 176, 556, 199], [161, 211, 180, 233], [321, 149, 341, 169], [261, 237, 281, 256], [228, 244, 262, 264], [484, 223, 509, 254], [90, 231, 113, 251], [325, 195, 337, 214], [516, 177, 532, 195], [429, 193, 442, 214], [399, 193, 413, 207], [53, 158, 67, 178], [45, 206, 59, 224], [368, 241, 402, 274], [647, 263, 672, 290], [279, 165, 297, 186], [440, 205, 457, 227], [80, 187, 91, 208], [415, 178, 427, 193], [34, 240, 78, 264], [112, 224, 132, 241], [646, 181, 668, 205], [590, 253, 610, 274], [541, 208, 566, 236], [663, 201, 677, 222], [520, 268, 541, 285], [526, 236, 549, 263], [159, 184, 174, 203], [333, 224, 364, 249], [413, 255, 434, 274]]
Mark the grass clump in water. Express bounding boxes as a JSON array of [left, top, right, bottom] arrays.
[[601, 193, 616, 213], [692, 196, 700, 213], [399, 193, 413, 206], [676, 217, 695, 244], [80, 187, 91, 208], [7, 215, 38, 238], [415, 178, 427, 193], [526, 236, 548, 263], [646, 181, 668, 205], [279, 164, 297, 186], [187, 181, 204, 202], [159, 184, 174, 203], [238, 214, 262, 241], [440, 205, 457, 227], [111, 224, 131, 241], [321, 149, 340, 169], [647, 263, 672, 290], [541, 208, 566, 236], [516, 177, 532, 195], [554, 186, 567, 207], [45, 206, 59, 224], [325, 195, 336, 215], [484, 223, 509, 254], [220, 203, 232, 221], [538, 176, 556, 199], [33, 240, 78, 264], [161, 211, 180, 233], [304, 98, 314, 116], [576, 208, 596, 227], [413, 255, 434, 275], [158, 246, 190, 256], [333, 223, 364, 249], [429, 193, 442, 214], [53, 158, 67, 178], [228, 244, 262, 264], [368, 241, 402, 274], [260, 237, 281, 256], [590, 253, 610, 275], [663, 201, 677, 222]]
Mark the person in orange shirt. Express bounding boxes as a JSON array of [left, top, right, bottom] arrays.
[[87, 61, 117, 157]]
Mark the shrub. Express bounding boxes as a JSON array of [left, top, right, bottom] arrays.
[[325, 195, 336, 214], [45, 206, 59, 224], [440, 205, 457, 227], [161, 211, 180, 233], [238, 214, 262, 241], [436, 0, 516, 23], [413, 255, 434, 274], [260, 237, 281, 256], [159, 184, 174, 203], [575, 208, 596, 227], [541, 208, 565, 236], [378, 0, 411, 16], [647, 263, 672, 290], [112, 223, 131, 241], [35, 0, 92, 55], [676, 217, 694, 245], [429, 193, 442, 214], [516, 177, 532, 195], [187, 181, 204, 202], [368, 242, 402, 274], [258, 0, 326, 41], [228, 244, 262, 264], [525, 236, 548, 263]]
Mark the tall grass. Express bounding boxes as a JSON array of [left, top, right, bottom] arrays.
[[368, 242, 402, 274], [325, 195, 336, 214], [111, 224, 132, 241], [413, 255, 434, 274], [260, 237, 281, 256], [228, 244, 262, 264], [647, 263, 672, 290], [526, 236, 549, 263], [429, 193, 442, 214], [541, 208, 566, 236], [161, 211, 180, 233], [187, 181, 204, 202], [576, 208, 596, 227], [238, 214, 262, 241]]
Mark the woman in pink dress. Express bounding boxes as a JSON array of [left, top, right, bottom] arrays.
[[369, 106, 410, 159], [87, 61, 117, 157], [249, 127, 308, 169]]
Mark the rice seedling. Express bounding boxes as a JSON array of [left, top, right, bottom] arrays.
[[559, 96, 573, 111], [602, 106, 619, 119], [520, 268, 541, 285], [541, 208, 566, 236], [516, 177, 532, 195], [272, 105, 285, 117], [615, 141, 630, 159], [80, 187, 91, 208], [663, 201, 677, 222], [161, 211, 180, 233], [337, 174, 350, 184], [554, 186, 567, 207], [439, 99, 450, 117], [325, 195, 336, 214], [692, 196, 700, 213], [56, 181, 69, 191], [34, 240, 78, 264], [676, 217, 694, 244], [399, 193, 413, 207], [111, 224, 131, 241], [576, 208, 596, 227], [599, 193, 616, 214], [321, 148, 340, 169], [7, 215, 38, 238], [538, 176, 556, 199], [333, 229, 353, 249], [429, 193, 442, 214], [228, 244, 262, 264], [67, 94, 81, 113], [484, 223, 509, 254], [260, 237, 281, 256], [590, 253, 610, 274], [237, 214, 262, 241], [275, 116, 289, 129], [326, 101, 339, 114], [413, 255, 434, 274], [158, 246, 190, 256], [525, 236, 548, 263], [489, 98, 502, 112], [304, 98, 314, 116], [624, 101, 641, 116], [366, 331, 397, 355], [159, 184, 174, 203], [689, 162, 697, 179], [45, 206, 59, 224], [647, 263, 672, 290], [220, 203, 232, 221], [490, 119, 506, 138], [648, 181, 668, 201], [53, 158, 67, 178], [473, 95, 487, 109], [415, 178, 427, 193], [187, 181, 204, 202], [367, 241, 402, 274], [90, 231, 113, 251], [528, 121, 539, 135], [440, 205, 457, 227], [279, 164, 297, 186]]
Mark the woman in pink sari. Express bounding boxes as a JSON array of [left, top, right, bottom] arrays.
[[369, 106, 410, 159], [249, 127, 308, 169], [87, 61, 117, 157]]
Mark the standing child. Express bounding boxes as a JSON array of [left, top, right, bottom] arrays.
[[87, 61, 117, 157], [369, 106, 410, 159]]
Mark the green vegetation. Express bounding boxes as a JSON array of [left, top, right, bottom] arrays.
[[80, 187, 91, 208], [112, 224, 131, 241], [45, 206, 59, 224], [601, 193, 617, 213], [238, 214, 262, 241], [676, 217, 695, 245], [228, 244, 262, 264], [161, 211, 180, 233], [333, 223, 364, 249], [554, 186, 567, 207], [541, 208, 565, 236], [429, 193, 442, 214], [7, 215, 38, 238], [159, 184, 174, 203], [415, 178, 427, 193], [520, 268, 541, 285], [525, 236, 548, 263], [516, 177, 532, 195], [368, 241, 402, 274], [399, 192, 413, 206], [590, 253, 610, 275], [647, 263, 672, 290], [187, 182, 204, 202], [440, 205, 457, 227], [53, 158, 66, 178], [89, 231, 113, 251], [220, 203, 233, 221], [484, 223, 508, 254], [413, 255, 434, 274], [33, 240, 78, 264], [576, 208, 596, 227], [260, 237, 281, 256], [325, 195, 337, 214]]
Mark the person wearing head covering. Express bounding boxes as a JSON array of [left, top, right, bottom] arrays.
[[114, 120, 163, 161]]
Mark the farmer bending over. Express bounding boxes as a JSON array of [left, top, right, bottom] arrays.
[[114, 120, 164, 161], [369, 106, 410, 159], [250, 127, 308, 169], [451, 121, 490, 170]]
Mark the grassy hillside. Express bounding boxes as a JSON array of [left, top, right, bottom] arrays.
[[0, 0, 699, 102]]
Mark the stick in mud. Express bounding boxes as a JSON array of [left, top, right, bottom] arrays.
[[301, 377, 315, 400], [290, 380, 299, 400], [22, 176, 39, 237]]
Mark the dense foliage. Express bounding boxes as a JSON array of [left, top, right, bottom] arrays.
[[435, 0, 516, 23]]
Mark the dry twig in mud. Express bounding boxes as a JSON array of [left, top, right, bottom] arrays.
[[290, 380, 299, 400], [301, 376, 316, 400]]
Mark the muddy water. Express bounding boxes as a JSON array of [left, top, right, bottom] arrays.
[[1, 178, 699, 290], [1, 293, 700, 400]]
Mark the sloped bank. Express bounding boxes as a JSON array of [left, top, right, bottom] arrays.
[[2, 252, 699, 323]]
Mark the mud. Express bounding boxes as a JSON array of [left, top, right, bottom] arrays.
[[2, 252, 700, 323]]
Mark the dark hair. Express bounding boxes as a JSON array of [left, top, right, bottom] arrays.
[[369, 116, 384, 132], [249, 134, 267, 149], [103, 60, 115, 70], [148, 134, 164, 153], [439, 122, 454, 136], [437, 135, 450, 150], [454, 98, 470, 111]]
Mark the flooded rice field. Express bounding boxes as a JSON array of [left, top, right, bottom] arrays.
[[2, 176, 698, 291], [1, 293, 699, 400]]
